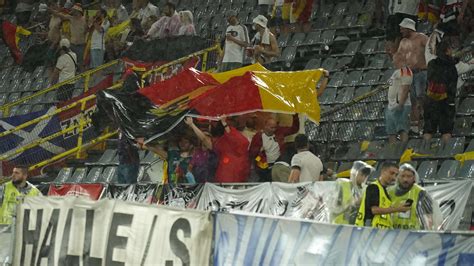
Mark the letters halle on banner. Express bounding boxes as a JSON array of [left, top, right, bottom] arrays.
[[14, 196, 212, 266]]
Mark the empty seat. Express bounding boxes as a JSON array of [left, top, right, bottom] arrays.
[[317, 3, 334, 17], [343, 70, 363, 86], [457, 160, 474, 178], [99, 166, 118, 183], [368, 54, 387, 68], [86, 149, 117, 166], [341, 142, 362, 160], [453, 116, 473, 136], [381, 142, 407, 160], [321, 30, 336, 45], [334, 87, 354, 103], [16, 104, 31, 116], [82, 167, 103, 183], [342, 41, 361, 56], [141, 151, 162, 165], [277, 33, 292, 48], [341, 14, 358, 28], [435, 137, 465, 158], [53, 167, 74, 183], [328, 15, 343, 29], [313, 17, 328, 29], [436, 160, 460, 179], [354, 121, 375, 140], [333, 2, 348, 15], [321, 57, 338, 71], [303, 31, 321, 45], [305, 58, 322, 69], [381, 69, 395, 83], [465, 139, 474, 152], [360, 39, 378, 54], [361, 70, 381, 85], [457, 98, 474, 115], [288, 32, 306, 46], [318, 87, 337, 104], [327, 71, 345, 87], [417, 160, 438, 180], [31, 104, 45, 113], [7, 92, 20, 103], [66, 168, 87, 183], [276, 46, 297, 67], [334, 57, 352, 70]]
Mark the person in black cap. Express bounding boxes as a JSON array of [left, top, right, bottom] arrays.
[[219, 10, 250, 72]]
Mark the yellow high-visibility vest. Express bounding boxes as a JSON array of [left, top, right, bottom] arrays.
[[355, 179, 393, 229], [0, 181, 40, 225]]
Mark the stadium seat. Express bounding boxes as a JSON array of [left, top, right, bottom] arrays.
[[288, 32, 306, 46], [304, 58, 322, 69], [328, 15, 343, 29], [317, 3, 334, 18], [321, 57, 338, 71], [141, 151, 162, 166], [417, 160, 438, 180], [360, 39, 378, 54], [86, 149, 117, 166], [465, 139, 474, 152], [341, 142, 362, 160], [418, 138, 441, 155], [368, 54, 387, 68], [67, 167, 87, 183], [31, 104, 44, 113], [381, 69, 395, 83], [343, 70, 363, 86], [277, 46, 298, 68], [335, 122, 356, 141], [334, 2, 348, 15], [381, 141, 407, 160], [334, 57, 352, 70], [436, 160, 460, 179], [327, 71, 345, 87], [435, 137, 465, 158], [342, 14, 359, 28], [342, 41, 361, 56], [16, 105, 31, 116], [354, 121, 375, 140], [53, 167, 74, 183], [318, 87, 337, 104], [100, 166, 118, 183], [321, 30, 336, 45], [457, 160, 474, 178], [313, 17, 329, 29], [82, 167, 103, 183], [361, 70, 381, 85], [278, 33, 292, 48], [361, 140, 384, 159], [458, 98, 474, 115], [354, 86, 372, 98], [303, 31, 322, 46], [335, 87, 354, 103]]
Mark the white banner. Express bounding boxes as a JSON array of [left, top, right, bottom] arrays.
[[194, 181, 473, 230], [214, 211, 474, 265], [14, 196, 212, 266], [0, 225, 13, 265]]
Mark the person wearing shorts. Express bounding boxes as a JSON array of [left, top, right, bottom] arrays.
[[385, 64, 413, 144]]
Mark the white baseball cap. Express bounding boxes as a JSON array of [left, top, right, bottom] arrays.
[[60, 38, 70, 49], [399, 18, 416, 31], [252, 15, 268, 28]]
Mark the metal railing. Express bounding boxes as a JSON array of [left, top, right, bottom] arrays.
[[0, 45, 221, 172]]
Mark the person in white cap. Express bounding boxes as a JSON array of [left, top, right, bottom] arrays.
[[393, 18, 428, 134], [248, 15, 280, 64], [51, 38, 77, 101]]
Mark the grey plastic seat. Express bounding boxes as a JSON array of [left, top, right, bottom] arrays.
[[31, 104, 45, 113], [305, 58, 322, 69], [457, 160, 474, 178], [354, 121, 375, 140], [321, 30, 336, 45], [99, 166, 118, 183], [453, 117, 472, 136], [465, 139, 474, 152], [279, 46, 297, 66], [303, 31, 322, 45], [360, 39, 378, 54], [343, 70, 363, 86], [335, 57, 352, 70], [333, 2, 348, 15], [321, 57, 338, 71], [328, 15, 343, 29], [341, 14, 358, 28], [457, 98, 474, 115], [277, 33, 292, 48], [357, 12, 373, 28], [53, 167, 74, 183], [342, 41, 361, 56], [86, 149, 117, 166], [336, 122, 356, 141], [66, 168, 87, 183], [341, 143, 362, 160], [7, 92, 20, 103], [334, 87, 354, 103], [317, 3, 334, 17], [382, 69, 395, 83], [368, 54, 387, 68], [16, 105, 31, 116], [417, 160, 438, 180], [327, 71, 345, 87], [361, 70, 381, 85], [381, 141, 407, 160], [141, 151, 162, 166], [82, 167, 103, 183], [435, 137, 465, 158], [318, 87, 336, 104], [288, 32, 306, 46], [313, 17, 328, 29], [436, 160, 460, 179]]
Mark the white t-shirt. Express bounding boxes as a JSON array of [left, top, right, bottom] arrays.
[[262, 134, 280, 163], [388, 0, 419, 15], [138, 2, 159, 27], [387, 67, 413, 110], [291, 151, 323, 182], [91, 20, 110, 50], [223, 24, 249, 63], [56, 52, 77, 83], [258, 0, 273, 4]]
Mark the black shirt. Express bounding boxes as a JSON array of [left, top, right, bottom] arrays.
[[364, 183, 391, 222]]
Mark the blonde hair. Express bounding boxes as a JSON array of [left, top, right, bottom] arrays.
[[179, 10, 194, 25]]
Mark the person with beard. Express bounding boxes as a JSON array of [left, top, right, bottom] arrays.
[[355, 161, 411, 229], [333, 161, 374, 225], [388, 163, 438, 230], [0, 166, 40, 225], [185, 116, 250, 183], [146, 2, 181, 39]]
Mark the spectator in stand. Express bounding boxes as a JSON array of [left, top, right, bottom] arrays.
[[117, 133, 140, 184], [185, 116, 250, 183], [241, 114, 258, 143], [423, 39, 458, 143], [271, 141, 296, 182], [147, 2, 181, 39], [269, 0, 284, 34], [258, 0, 273, 16], [51, 39, 77, 101], [136, 0, 159, 28], [189, 131, 218, 183], [385, 0, 419, 44], [178, 10, 196, 36], [355, 161, 411, 229], [109, 0, 129, 24], [458, 0, 474, 39], [288, 134, 323, 183], [15, 0, 34, 26], [219, 10, 250, 72], [249, 114, 299, 182], [394, 18, 428, 134], [46, 0, 63, 80], [89, 9, 110, 68], [0, 165, 41, 225], [385, 51, 413, 144], [126, 17, 146, 42], [249, 15, 280, 64], [49, 3, 86, 72]]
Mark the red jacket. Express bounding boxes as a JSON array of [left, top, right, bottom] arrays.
[[249, 114, 299, 164]]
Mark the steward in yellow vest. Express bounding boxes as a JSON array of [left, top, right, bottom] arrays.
[[333, 161, 374, 225], [388, 163, 436, 230], [0, 166, 40, 225], [355, 161, 411, 229]]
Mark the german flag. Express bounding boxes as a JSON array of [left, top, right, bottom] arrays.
[[96, 64, 323, 141], [0, 20, 31, 64]]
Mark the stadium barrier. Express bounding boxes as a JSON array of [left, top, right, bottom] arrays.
[[0, 45, 220, 172], [6, 196, 474, 265]]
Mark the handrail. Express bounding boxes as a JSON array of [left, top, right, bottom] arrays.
[[0, 59, 120, 117]]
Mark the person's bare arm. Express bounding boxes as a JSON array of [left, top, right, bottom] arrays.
[[317, 70, 330, 97], [50, 68, 60, 84], [143, 144, 167, 159], [226, 34, 248, 47], [393, 39, 410, 64], [371, 204, 410, 215], [419, 33, 429, 47], [184, 117, 213, 150], [288, 168, 301, 183]]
